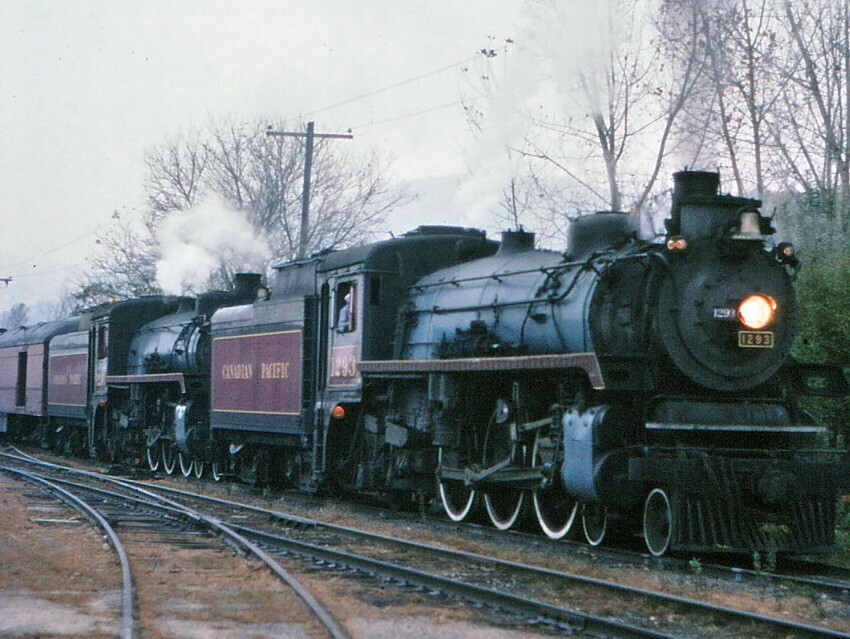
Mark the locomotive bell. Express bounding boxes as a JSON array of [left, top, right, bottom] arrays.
[[731, 210, 764, 241]]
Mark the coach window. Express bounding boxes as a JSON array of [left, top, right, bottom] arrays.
[[335, 281, 356, 333], [15, 352, 27, 406]]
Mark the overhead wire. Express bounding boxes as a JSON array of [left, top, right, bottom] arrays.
[[304, 44, 510, 128], [352, 99, 472, 130], [9, 48, 508, 288], [303, 52, 483, 119], [10, 260, 90, 280], [0, 228, 99, 273]]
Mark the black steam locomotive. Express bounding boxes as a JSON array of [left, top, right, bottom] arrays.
[[1, 170, 846, 557]]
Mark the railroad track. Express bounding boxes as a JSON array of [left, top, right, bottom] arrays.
[[129, 440, 850, 604], [4, 448, 849, 638], [15, 442, 850, 600], [0, 466, 135, 639], [449, 516, 850, 602], [164, 449, 850, 605], [1, 452, 348, 639]]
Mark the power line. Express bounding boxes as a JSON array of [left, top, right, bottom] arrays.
[[10, 260, 89, 280], [304, 54, 478, 118], [352, 99, 470, 131], [0, 228, 98, 273], [304, 47, 508, 119]]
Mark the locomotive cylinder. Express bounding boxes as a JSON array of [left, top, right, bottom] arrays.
[[560, 404, 637, 505]]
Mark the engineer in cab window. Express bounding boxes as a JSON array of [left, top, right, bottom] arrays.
[[336, 284, 355, 333]]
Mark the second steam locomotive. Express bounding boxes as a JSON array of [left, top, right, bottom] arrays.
[[1, 170, 847, 557]]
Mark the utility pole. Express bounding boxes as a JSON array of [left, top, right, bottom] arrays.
[[266, 121, 353, 259]]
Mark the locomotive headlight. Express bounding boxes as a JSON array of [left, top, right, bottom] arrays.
[[738, 294, 777, 329]]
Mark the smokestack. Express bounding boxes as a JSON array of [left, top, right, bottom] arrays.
[[234, 273, 262, 301], [672, 171, 720, 201]]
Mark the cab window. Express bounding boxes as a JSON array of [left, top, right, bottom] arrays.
[[335, 282, 356, 333]]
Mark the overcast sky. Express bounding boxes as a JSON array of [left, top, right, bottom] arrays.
[[1, 0, 530, 316]]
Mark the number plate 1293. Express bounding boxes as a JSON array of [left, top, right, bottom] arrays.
[[738, 331, 774, 348]]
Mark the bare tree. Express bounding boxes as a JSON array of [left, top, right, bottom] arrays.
[[0, 302, 29, 329], [74, 117, 405, 304], [490, 172, 596, 244], [773, 0, 850, 229], [72, 210, 162, 309], [677, 0, 786, 198], [522, 0, 704, 217], [145, 132, 209, 215], [458, 0, 706, 242], [202, 119, 404, 263]]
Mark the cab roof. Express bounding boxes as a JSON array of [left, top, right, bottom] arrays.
[[274, 226, 491, 274]]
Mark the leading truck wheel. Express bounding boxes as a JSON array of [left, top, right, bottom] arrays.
[[437, 448, 478, 522], [643, 488, 673, 557], [582, 503, 607, 546]]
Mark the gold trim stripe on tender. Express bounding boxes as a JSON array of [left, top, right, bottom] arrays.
[[212, 408, 300, 416], [212, 329, 301, 341]]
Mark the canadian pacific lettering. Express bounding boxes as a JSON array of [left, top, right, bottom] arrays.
[[221, 362, 292, 380], [260, 362, 290, 379], [221, 364, 254, 379], [52, 373, 83, 386]]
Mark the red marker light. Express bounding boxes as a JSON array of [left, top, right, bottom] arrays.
[[331, 405, 346, 420], [666, 237, 688, 251]]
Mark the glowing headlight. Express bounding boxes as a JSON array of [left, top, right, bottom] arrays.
[[738, 295, 777, 330]]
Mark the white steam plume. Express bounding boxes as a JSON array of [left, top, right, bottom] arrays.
[[155, 195, 270, 294]]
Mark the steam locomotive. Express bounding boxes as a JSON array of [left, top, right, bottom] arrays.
[[1, 170, 847, 557]]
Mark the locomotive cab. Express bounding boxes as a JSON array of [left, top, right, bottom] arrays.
[[314, 226, 499, 493]]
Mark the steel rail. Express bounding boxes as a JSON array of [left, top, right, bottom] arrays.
[[231, 523, 670, 639], [9, 444, 850, 597], [0, 465, 136, 639], [0, 452, 659, 637]]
